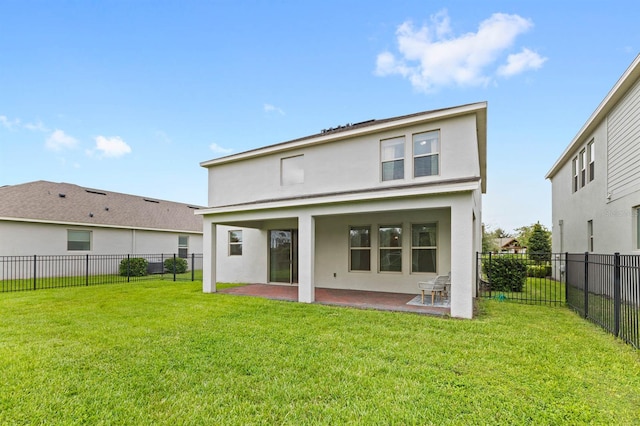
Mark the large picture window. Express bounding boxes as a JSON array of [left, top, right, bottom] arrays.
[[67, 230, 91, 251], [413, 130, 439, 177], [379, 225, 402, 272], [411, 223, 437, 273], [229, 230, 243, 256], [381, 137, 405, 181], [349, 226, 371, 271]]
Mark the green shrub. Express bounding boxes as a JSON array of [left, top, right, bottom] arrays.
[[527, 264, 552, 278], [119, 257, 149, 277], [164, 257, 188, 274], [483, 255, 527, 292]]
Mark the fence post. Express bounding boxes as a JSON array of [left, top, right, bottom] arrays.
[[33, 254, 37, 291], [85, 254, 89, 286], [614, 252, 621, 337], [584, 252, 589, 319], [488, 251, 492, 298], [191, 253, 195, 282], [127, 254, 131, 283], [564, 252, 569, 303], [173, 253, 177, 282]]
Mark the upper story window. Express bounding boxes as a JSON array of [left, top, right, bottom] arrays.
[[587, 140, 595, 182], [68, 230, 91, 251], [413, 130, 440, 177], [281, 155, 304, 186], [229, 230, 243, 256], [579, 149, 586, 188], [572, 157, 578, 193], [349, 226, 371, 271], [178, 235, 189, 258], [381, 137, 405, 181]]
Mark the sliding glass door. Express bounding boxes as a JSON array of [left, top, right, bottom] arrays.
[[269, 230, 298, 283]]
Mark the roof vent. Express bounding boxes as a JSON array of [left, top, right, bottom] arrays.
[[144, 198, 160, 204], [89, 212, 94, 217], [105, 207, 109, 211], [86, 190, 106, 196], [58, 193, 66, 198]]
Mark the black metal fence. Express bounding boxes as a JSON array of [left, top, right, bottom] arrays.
[[0, 253, 203, 293], [566, 253, 639, 349], [476, 252, 566, 305]]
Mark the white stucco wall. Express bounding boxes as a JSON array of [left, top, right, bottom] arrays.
[[207, 114, 481, 207], [0, 220, 203, 256]]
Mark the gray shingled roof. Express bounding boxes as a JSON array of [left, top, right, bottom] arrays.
[[0, 181, 202, 233]]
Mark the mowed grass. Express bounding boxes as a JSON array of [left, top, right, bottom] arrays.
[[1, 282, 638, 425]]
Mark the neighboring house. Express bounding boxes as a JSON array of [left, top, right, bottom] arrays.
[[546, 54, 640, 254], [197, 102, 487, 319], [0, 180, 203, 256], [495, 237, 526, 254]]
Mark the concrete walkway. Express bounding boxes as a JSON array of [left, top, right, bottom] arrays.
[[218, 284, 451, 316]]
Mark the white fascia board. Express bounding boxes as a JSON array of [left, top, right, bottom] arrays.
[[0, 217, 203, 235], [195, 180, 480, 216], [200, 102, 488, 168], [546, 53, 640, 179]]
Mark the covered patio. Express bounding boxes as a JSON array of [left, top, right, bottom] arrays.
[[218, 284, 451, 316]]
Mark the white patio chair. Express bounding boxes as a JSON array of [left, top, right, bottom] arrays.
[[417, 274, 449, 305]]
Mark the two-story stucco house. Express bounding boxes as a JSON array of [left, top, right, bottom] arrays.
[[197, 102, 487, 319], [546, 54, 640, 254], [0, 180, 203, 256]]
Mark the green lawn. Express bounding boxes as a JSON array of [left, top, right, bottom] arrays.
[[1, 282, 638, 425]]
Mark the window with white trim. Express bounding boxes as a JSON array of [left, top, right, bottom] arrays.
[[381, 137, 405, 181], [572, 156, 579, 193], [413, 130, 439, 177], [587, 140, 595, 182], [68, 230, 91, 251], [229, 230, 243, 256], [411, 223, 437, 273], [178, 235, 189, 258], [349, 226, 371, 271], [379, 225, 402, 272], [587, 220, 593, 252], [580, 149, 586, 188], [636, 207, 640, 250]]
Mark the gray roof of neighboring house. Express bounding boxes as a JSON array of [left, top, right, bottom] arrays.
[[0, 181, 203, 233]]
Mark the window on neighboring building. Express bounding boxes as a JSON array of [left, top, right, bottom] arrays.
[[411, 223, 437, 273], [379, 225, 402, 272], [587, 140, 595, 182], [580, 149, 586, 188], [68, 230, 91, 251], [281, 155, 304, 186], [572, 156, 579, 193], [587, 220, 593, 252], [178, 235, 189, 258], [229, 230, 243, 256], [381, 137, 405, 181], [349, 226, 371, 271], [413, 130, 440, 177], [635, 208, 640, 250]]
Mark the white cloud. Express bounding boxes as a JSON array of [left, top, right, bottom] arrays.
[[264, 103, 285, 115], [45, 129, 78, 151], [94, 135, 132, 158], [24, 120, 49, 132], [375, 10, 544, 92], [0, 115, 20, 130], [209, 142, 233, 155], [497, 48, 548, 77]]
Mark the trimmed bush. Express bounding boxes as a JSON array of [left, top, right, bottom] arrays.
[[527, 264, 552, 278], [483, 255, 527, 292], [119, 257, 149, 277], [164, 257, 188, 274]]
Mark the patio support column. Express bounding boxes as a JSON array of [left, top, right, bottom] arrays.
[[450, 197, 474, 319], [297, 213, 315, 303], [203, 220, 217, 293]]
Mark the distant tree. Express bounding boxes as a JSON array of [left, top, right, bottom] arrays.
[[515, 222, 551, 249], [528, 222, 551, 262], [482, 224, 509, 253]]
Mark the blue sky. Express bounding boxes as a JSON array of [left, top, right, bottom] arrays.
[[1, 1, 639, 233]]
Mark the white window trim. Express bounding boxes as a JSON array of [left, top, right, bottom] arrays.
[[348, 225, 371, 272], [229, 230, 243, 256], [412, 130, 440, 178], [378, 224, 403, 273], [67, 229, 92, 252], [411, 222, 438, 274], [380, 136, 405, 182]]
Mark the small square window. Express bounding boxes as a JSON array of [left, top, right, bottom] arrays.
[[68, 230, 91, 251]]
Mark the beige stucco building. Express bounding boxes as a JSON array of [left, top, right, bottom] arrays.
[[197, 102, 487, 318]]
